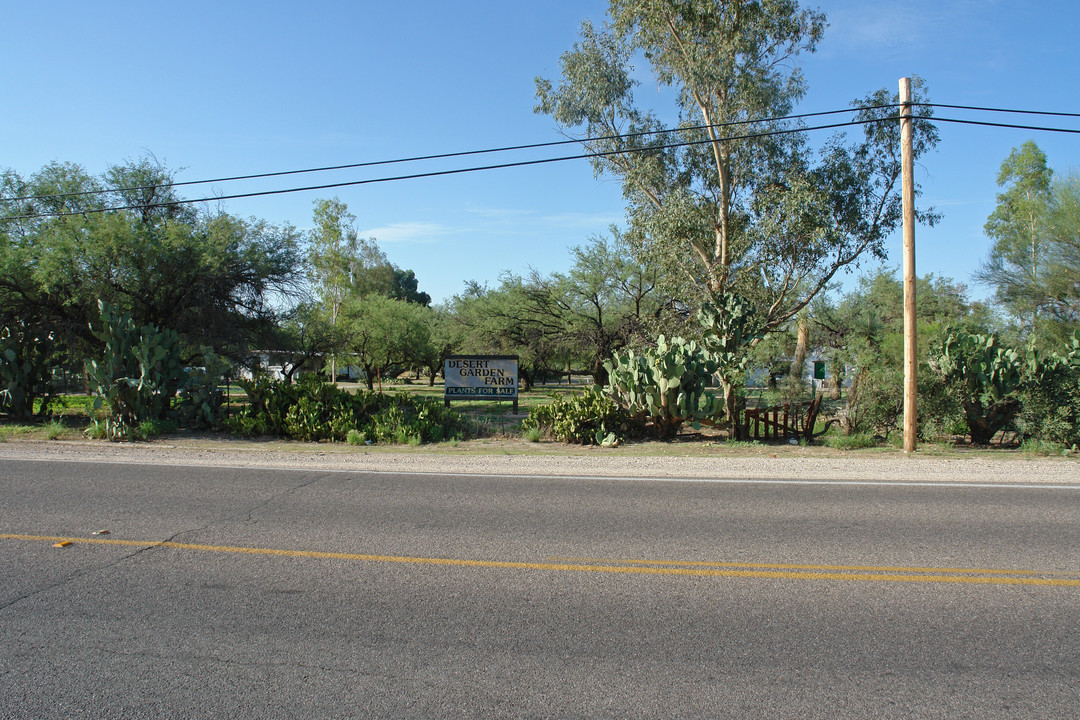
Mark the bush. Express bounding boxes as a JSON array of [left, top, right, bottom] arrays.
[[1015, 334, 1080, 447], [43, 418, 66, 440], [840, 364, 903, 438], [224, 376, 463, 444], [915, 365, 965, 441], [176, 348, 229, 430], [521, 388, 639, 445]]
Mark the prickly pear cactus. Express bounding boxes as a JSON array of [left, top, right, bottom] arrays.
[[176, 346, 228, 429], [84, 300, 185, 440], [698, 291, 765, 438], [604, 335, 724, 439], [930, 330, 1024, 444], [1, 322, 56, 419]]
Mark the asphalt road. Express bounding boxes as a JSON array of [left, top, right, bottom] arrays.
[[1, 459, 1079, 719]]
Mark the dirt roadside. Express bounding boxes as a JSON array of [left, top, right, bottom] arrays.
[[1, 435, 1077, 485]]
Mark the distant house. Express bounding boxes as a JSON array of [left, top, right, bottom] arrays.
[[746, 350, 849, 395], [240, 351, 364, 382]]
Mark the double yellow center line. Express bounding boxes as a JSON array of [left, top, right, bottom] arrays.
[[4, 533, 1078, 587]]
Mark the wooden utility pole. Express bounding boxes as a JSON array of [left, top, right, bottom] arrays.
[[900, 77, 917, 452]]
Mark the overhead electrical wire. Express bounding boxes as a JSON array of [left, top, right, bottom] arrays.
[[915, 116, 1080, 134], [2, 102, 1077, 221], [0, 104, 903, 205], [913, 102, 1080, 118], [4, 102, 1074, 207], [2, 116, 896, 220]]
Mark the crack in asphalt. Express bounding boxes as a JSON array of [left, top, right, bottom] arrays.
[[0, 473, 335, 614], [0, 541, 161, 614]]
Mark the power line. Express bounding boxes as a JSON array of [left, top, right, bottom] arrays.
[[919, 116, 1080, 134], [918, 102, 1080, 118], [5, 117, 896, 221], [5, 111, 1078, 222], [2, 101, 1075, 210], [0, 105, 900, 205]]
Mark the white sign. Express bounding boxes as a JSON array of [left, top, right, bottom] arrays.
[[444, 356, 519, 399]]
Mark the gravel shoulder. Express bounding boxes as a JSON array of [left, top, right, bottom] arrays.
[[1, 435, 1077, 485]]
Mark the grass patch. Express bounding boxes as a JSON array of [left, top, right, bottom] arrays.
[[1019, 438, 1066, 456], [85, 420, 109, 440], [43, 419, 66, 440], [723, 440, 762, 450], [464, 411, 524, 438], [0, 416, 86, 441], [823, 432, 878, 450]]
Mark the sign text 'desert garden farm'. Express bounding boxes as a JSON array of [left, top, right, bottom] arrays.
[[444, 356, 519, 405]]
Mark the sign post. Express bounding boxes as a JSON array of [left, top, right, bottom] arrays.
[[444, 355, 519, 412]]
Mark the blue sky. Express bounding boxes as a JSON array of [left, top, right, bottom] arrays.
[[3, 1, 1078, 305]]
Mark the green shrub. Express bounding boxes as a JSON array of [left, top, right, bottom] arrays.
[[915, 365, 965, 441], [85, 419, 109, 440], [1015, 334, 1080, 447], [841, 364, 903, 438], [176, 348, 229, 430], [136, 418, 178, 440], [1019, 437, 1065, 456], [224, 377, 463, 444], [522, 388, 638, 445], [43, 419, 65, 440]]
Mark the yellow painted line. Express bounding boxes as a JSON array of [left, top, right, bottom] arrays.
[[3, 534, 1079, 587], [2, 534, 163, 548], [546, 555, 1080, 578]]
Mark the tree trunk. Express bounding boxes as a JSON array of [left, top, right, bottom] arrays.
[[790, 318, 809, 381], [828, 366, 843, 400], [723, 381, 744, 440], [964, 398, 1020, 445], [592, 355, 609, 387]]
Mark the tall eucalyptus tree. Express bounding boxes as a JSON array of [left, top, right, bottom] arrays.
[[536, 0, 939, 430]]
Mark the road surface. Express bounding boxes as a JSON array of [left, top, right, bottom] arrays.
[[2, 458, 1078, 718]]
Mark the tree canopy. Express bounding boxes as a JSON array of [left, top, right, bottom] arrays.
[[535, 0, 939, 429], [976, 142, 1080, 345], [0, 159, 303, 362]]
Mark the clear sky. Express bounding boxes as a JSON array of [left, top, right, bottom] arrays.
[[3, 1, 1078, 306]]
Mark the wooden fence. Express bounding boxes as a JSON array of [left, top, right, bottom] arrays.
[[744, 394, 824, 441]]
